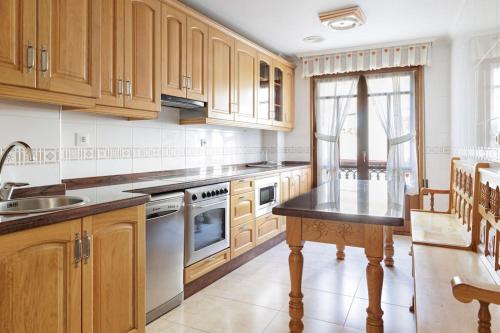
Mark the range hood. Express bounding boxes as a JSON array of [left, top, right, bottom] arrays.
[[161, 94, 205, 110]]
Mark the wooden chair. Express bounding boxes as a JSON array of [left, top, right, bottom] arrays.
[[411, 158, 488, 249]]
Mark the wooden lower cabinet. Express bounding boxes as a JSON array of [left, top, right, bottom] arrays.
[[0, 205, 145, 333], [184, 248, 230, 283], [230, 191, 255, 227], [230, 219, 256, 258], [230, 178, 254, 195], [256, 213, 281, 245], [0, 219, 82, 333]]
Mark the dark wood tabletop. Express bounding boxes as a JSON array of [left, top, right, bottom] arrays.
[[273, 179, 405, 226]]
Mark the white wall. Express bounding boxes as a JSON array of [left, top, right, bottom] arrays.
[[0, 99, 265, 185]]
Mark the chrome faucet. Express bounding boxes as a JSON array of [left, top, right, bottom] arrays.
[[0, 141, 34, 201]]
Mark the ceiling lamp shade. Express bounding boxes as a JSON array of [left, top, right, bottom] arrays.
[[319, 6, 366, 31]]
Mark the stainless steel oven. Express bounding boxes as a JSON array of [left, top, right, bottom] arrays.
[[255, 176, 280, 217], [184, 182, 230, 266]]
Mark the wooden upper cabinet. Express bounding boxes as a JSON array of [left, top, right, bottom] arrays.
[[257, 52, 273, 125], [124, 0, 161, 111], [208, 27, 234, 121], [0, 219, 82, 333], [161, 4, 186, 98], [0, 0, 37, 88], [82, 206, 145, 333], [282, 65, 294, 128], [37, 0, 100, 97], [234, 41, 257, 123], [98, 0, 125, 107], [186, 16, 208, 102]]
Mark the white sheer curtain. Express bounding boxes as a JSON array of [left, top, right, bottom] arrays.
[[366, 72, 418, 199], [315, 76, 359, 184]]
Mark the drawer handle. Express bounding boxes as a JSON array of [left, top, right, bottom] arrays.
[[206, 255, 218, 262], [239, 196, 246, 200]]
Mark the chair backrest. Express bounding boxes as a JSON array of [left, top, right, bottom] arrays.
[[477, 167, 500, 282]]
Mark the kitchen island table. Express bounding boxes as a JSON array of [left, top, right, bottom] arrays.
[[273, 179, 404, 333]]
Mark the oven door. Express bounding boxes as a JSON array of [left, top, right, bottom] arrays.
[[185, 197, 229, 266]]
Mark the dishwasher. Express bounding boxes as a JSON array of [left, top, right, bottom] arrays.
[[146, 191, 185, 324]]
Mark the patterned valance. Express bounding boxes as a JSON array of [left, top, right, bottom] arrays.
[[301, 42, 432, 78]]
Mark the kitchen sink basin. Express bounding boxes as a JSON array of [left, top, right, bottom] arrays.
[[0, 196, 87, 215]]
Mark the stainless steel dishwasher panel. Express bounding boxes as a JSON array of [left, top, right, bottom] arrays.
[[146, 192, 185, 324]]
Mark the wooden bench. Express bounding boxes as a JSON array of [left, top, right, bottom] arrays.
[[411, 158, 486, 249], [411, 165, 500, 333]]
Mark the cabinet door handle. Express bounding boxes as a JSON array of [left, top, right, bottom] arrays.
[[187, 76, 192, 89], [82, 231, 91, 264], [125, 80, 132, 96], [181, 75, 187, 89], [40, 47, 49, 74], [27, 42, 34, 72], [74, 233, 82, 266], [117, 79, 123, 96]]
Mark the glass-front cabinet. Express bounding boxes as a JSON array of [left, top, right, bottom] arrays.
[[257, 53, 273, 125], [274, 65, 284, 123]]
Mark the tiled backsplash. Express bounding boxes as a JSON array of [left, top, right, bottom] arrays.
[[0, 99, 288, 186]]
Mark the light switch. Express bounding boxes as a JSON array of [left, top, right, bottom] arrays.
[[75, 133, 91, 147]]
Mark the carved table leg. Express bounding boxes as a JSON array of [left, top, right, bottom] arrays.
[[365, 225, 384, 333], [289, 245, 304, 333], [384, 226, 394, 267], [336, 243, 345, 260], [287, 216, 304, 333], [478, 301, 491, 333]]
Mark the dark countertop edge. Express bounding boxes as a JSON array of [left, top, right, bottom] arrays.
[[127, 165, 309, 194], [63, 161, 311, 190], [0, 194, 150, 236], [272, 207, 405, 227]]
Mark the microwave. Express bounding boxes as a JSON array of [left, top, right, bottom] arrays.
[[255, 176, 280, 217]]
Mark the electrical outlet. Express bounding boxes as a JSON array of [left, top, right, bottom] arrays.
[[75, 133, 91, 147], [200, 139, 207, 147]]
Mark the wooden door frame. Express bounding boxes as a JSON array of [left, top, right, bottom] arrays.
[[309, 65, 425, 188]]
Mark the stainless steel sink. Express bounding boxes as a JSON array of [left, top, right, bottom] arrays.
[[0, 196, 87, 215]]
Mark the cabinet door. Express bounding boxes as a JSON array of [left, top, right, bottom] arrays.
[[256, 213, 281, 245], [292, 170, 301, 198], [161, 4, 186, 98], [186, 15, 208, 102], [0, 220, 82, 332], [280, 171, 293, 203], [234, 41, 257, 123], [208, 27, 234, 120], [257, 53, 273, 125], [230, 191, 255, 227], [37, 0, 100, 97], [98, 0, 125, 107], [282, 65, 294, 128], [230, 219, 255, 258], [272, 61, 285, 126], [124, 0, 161, 111], [82, 206, 145, 333], [0, 0, 36, 88]]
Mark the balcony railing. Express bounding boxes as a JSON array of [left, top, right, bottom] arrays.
[[339, 160, 387, 180]]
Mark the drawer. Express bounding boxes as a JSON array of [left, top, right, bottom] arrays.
[[230, 219, 256, 258], [230, 191, 255, 227], [256, 213, 281, 245], [184, 249, 231, 284], [230, 178, 254, 195]]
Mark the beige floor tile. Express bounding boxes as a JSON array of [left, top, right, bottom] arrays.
[[146, 317, 207, 333], [345, 298, 416, 333], [302, 288, 354, 325], [264, 312, 343, 333], [302, 268, 363, 296], [341, 326, 364, 333], [355, 275, 413, 307], [164, 293, 278, 333]]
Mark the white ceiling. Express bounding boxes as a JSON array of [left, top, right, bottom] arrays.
[[180, 0, 465, 57]]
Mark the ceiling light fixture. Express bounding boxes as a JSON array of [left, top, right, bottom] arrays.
[[319, 6, 366, 31], [303, 35, 324, 43]]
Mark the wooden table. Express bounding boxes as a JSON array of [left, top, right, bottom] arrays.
[[273, 179, 404, 333]]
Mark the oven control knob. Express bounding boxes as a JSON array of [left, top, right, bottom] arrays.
[[215, 189, 220, 195], [202, 192, 207, 198], [223, 188, 228, 193], [191, 194, 197, 201], [211, 190, 216, 196], [206, 192, 212, 197]]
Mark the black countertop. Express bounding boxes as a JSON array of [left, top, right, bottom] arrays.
[[0, 162, 310, 235], [273, 179, 405, 227]]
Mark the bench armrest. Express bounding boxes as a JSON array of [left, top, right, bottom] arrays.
[[420, 188, 450, 212], [451, 276, 500, 305]]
